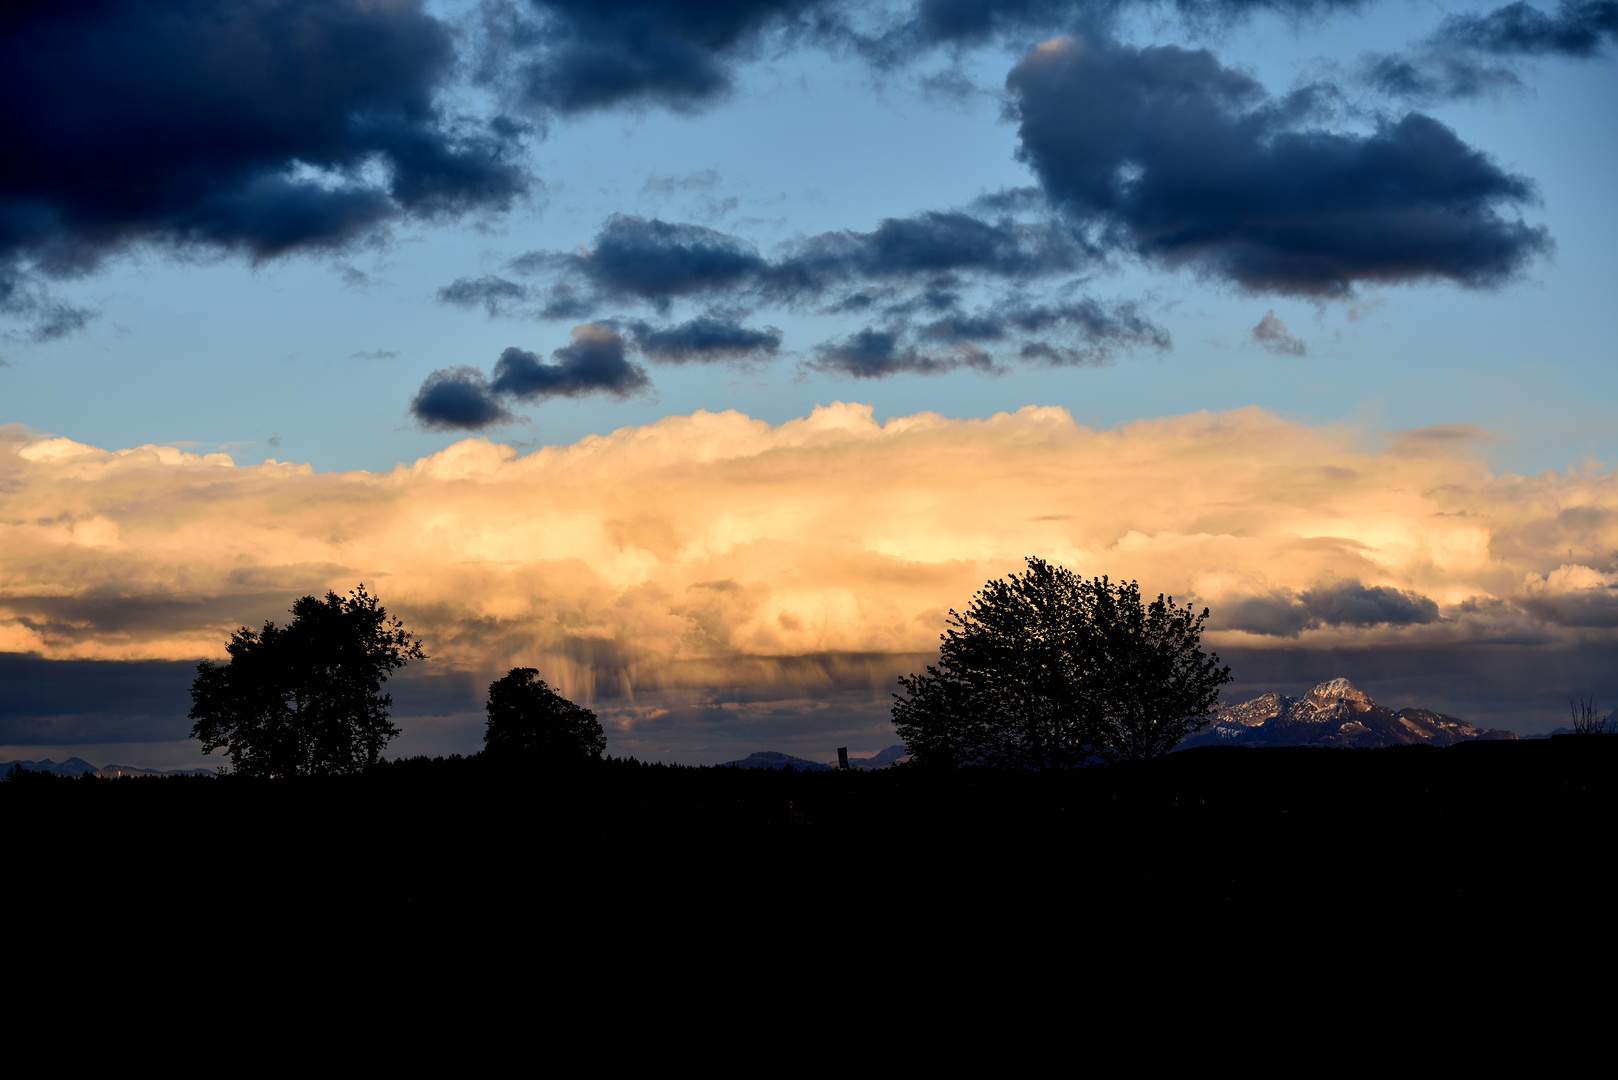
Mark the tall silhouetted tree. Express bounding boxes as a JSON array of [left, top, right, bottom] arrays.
[[483, 668, 606, 763], [188, 585, 425, 777], [892, 557, 1231, 767]]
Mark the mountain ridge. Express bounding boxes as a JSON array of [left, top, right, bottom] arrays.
[[1, 757, 216, 780], [1181, 678, 1518, 750]]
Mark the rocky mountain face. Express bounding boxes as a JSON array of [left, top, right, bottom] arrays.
[[1181, 677, 1518, 750]]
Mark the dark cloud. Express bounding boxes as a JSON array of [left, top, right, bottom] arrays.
[[475, 0, 1377, 120], [437, 275, 530, 317], [1007, 37, 1551, 296], [810, 327, 995, 378], [921, 297, 1170, 366], [1361, 1, 1618, 104], [481, 0, 835, 114], [1302, 579, 1441, 627], [1359, 52, 1526, 103], [629, 316, 782, 363], [1009, 298, 1171, 353], [1219, 592, 1316, 637], [410, 366, 514, 431], [1358, 1, 1617, 104], [1519, 582, 1618, 627], [890, 0, 1369, 54], [481, 211, 1168, 378], [489, 326, 651, 400], [774, 211, 1089, 290], [1435, 0, 1618, 57], [568, 216, 768, 306], [1218, 579, 1440, 635], [1251, 310, 1306, 355], [409, 325, 651, 430], [0, 272, 95, 342], [513, 209, 1095, 314], [0, 0, 529, 317]]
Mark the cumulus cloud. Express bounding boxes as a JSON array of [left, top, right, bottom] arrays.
[[13, 403, 1618, 754], [1520, 564, 1618, 626], [1007, 36, 1551, 296], [7, 404, 1618, 695], [0, 0, 529, 305], [1251, 310, 1306, 356]]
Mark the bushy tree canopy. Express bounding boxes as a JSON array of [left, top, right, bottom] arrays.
[[892, 558, 1231, 767], [188, 586, 424, 777], [483, 668, 606, 763]]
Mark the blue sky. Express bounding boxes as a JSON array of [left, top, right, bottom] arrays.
[[6, 0, 1613, 475]]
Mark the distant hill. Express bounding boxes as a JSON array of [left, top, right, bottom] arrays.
[[719, 745, 912, 771], [1, 758, 215, 780], [1, 757, 101, 778], [844, 745, 910, 770], [1180, 677, 1517, 750], [718, 751, 833, 771], [95, 763, 217, 778]]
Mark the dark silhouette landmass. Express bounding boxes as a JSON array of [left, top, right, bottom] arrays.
[[7, 737, 1615, 959]]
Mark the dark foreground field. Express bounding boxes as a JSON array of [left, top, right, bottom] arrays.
[[9, 739, 1616, 948]]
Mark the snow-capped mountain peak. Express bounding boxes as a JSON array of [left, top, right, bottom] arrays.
[[1307, 677, 1367, 702], [1189, 678, 1516, 749]]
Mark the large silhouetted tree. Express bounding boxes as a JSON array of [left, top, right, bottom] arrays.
[[892, 558, 1231, 767], [188, 586, 425, 777], [483, 668, 606, 763]]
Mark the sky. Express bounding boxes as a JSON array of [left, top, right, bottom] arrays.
[[2, 0, 1616, 768]]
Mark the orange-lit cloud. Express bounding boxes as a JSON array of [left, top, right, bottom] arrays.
[[4, 404, 1616, 712]]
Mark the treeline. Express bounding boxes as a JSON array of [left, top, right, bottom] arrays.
[[10, 739, 1616, 832]]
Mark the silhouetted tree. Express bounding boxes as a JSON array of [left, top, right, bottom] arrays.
[[1570, 696, 1610, 735], [483, 668, 606, 763], [892, 557, 1231, 767], [188, 585, 425, 777]]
